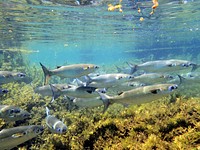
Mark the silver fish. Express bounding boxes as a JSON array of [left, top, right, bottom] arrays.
[[34, 84, 71, 97], [98, 84, 178, 112], [85, 73, 134, 88], [130, 59, 197, 73], [130, 73, 174, 84], [50, 84, 103, 102], [0, 89, 9, 95], [45, 107, 67, 134], [0, 71, 26, 84], [40, 63, 99, 85], [0, 125, 44, 150], [0, 105, 31, 122]]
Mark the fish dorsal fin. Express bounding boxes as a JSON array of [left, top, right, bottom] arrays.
[[46, 107, 50, 116], [56, 66, 62, 69]]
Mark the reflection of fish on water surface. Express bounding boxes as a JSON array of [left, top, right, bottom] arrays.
[[40, 63, 99, 85], [0, 125, 44, 150], [98, 84, 178, 112]]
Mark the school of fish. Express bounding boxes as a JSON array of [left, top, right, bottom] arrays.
[[0, 59, 199, 149]]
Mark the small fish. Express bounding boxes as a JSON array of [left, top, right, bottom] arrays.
[[0, 125, 44, 150], [0, 105, 31, 122], [85, 73, 134, 88], [40, 63, 99, 85], [0, 89, 8, 95], [130, 73, 174, 84], [129, 59, 198, 73], [0, 71, 26, 84], [50, 84, 102, 102], [34, 84, 71, 97], [45, 107, 67, 134], [98, 84, 178, 112]]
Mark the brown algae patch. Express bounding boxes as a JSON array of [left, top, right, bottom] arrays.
[[1, 81, 200, 149]]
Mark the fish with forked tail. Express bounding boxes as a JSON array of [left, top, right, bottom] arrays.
[[98, 84, 178, 112], [128, 59, 198, 73], [0, 125, 44, 150], [40, 63, 99, 85]]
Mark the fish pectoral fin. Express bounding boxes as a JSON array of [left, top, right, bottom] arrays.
[[117, 91, 124, 95], [150, 89, 160, 94], [12, 132, 26, 138], [83, 66, 89, 70], [86, 90, 93, 94], [56, 66, 62, 69]]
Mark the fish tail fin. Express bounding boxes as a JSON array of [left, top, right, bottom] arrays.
[[40, 62, 52, 85], [97, 91, 111, 113], [46, 107, 50, 116], [177, 74, 186, 85], [75, 78, 86, 86], [64, 95, 75, 112], [85, 75, 92, 86], [50, 84, 62, 103], [126, 62, 137, 74], [191, 64, 199, 72], [115, 65, 122, 73]]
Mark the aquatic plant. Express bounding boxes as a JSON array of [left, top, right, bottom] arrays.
[[1, 77, 200, 149]]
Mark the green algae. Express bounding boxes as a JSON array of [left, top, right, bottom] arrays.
[[0, 73, 200, 149]]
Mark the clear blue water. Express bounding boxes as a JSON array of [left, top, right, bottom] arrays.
[[1, 0, 200, 67]]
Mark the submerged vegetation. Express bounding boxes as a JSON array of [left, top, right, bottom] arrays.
[[0, 0, 200, 149], [0, 76, 200, 149]]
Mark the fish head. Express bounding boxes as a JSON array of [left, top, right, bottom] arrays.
[[149, 84, 178, 94], [83, 64, 99, 72], [55, 124, 67, 134], [25, 125, 44, 137], [180, 62, 195, 68], [13, 72, 26, 80], [32, 125, 44, 135], [0, 89, 9, 94], [167, 84, 178, 91], [0, 106, 31, 121]]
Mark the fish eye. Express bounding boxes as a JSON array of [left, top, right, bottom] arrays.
[[168, 63, 176, 67], [23, 113, 31, 118], [129, 76, 134, 79], [168, 85, 178, 91], [56, 128, 61, 133], [35, 128, 41, 133], [181, 64, 188, 67], [2, 89, 8, 93], [10, 109, 20, 114], [95, 66, 99, 69], [17, 73, 26, 78]]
